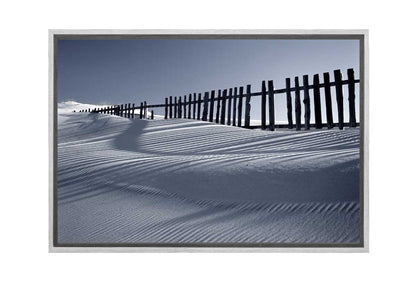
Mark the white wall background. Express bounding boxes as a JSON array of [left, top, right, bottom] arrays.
[[1, 1, 415, 280]]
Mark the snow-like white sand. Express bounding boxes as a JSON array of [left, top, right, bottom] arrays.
[[57, 108, 360, 244]]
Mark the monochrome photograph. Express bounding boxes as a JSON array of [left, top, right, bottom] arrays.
[[52, 31, 366, 249]]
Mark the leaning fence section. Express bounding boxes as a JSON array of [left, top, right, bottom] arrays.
[[82, 68, 359, 131]]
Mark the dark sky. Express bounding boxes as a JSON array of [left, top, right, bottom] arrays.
[[57, 39, 359, 121]]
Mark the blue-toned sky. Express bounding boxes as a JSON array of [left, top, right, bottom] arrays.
[[57, 39, 359, 121]]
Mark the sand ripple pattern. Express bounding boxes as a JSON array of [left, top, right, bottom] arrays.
[[57, 113, 360, 244]]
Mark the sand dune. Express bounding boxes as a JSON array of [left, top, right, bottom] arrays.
[[57, 111, 360, 244]]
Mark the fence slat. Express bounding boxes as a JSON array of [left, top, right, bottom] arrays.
[[209, 90, 215, 122], [285, 78, 293, 129], [294, 77, 301, 131], [347, 68, 357, 127], [131, 103, 135, 118], [121, 104, 124, 118], [202, 92, 209, 121], [268, 80, 276, 131], [169, 96, 173, 118], [144, 101, 147, 119], [220, 89, 227, 124], [237, 86, 243, 127], [244, 85, 251, 128], [165, 98, 168, 119], [193, 93, 196, 119], [216, 90, 221, 123], [334, 69, 344, 130], [127, 103, 131, 118], [232, 87, 237, 126], [303, 75, 311, 130], [188, 94, 192, 119], [174, 97, 177, 118], [178, 97, 182, 118], [151, 110, 154, 120], [227, 88, 232, 125], [323, 72, 333, 129], [261, 80, 267, 130], [183, 95, 187, 119], [197, 93, 202, 120], [313, 74, 323, 129]]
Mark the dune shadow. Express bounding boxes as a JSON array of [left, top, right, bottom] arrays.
[[113, 119, 148, 152]]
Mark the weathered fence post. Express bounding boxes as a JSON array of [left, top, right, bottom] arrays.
[[178, 96, 182, 118], [125, 104, 129, 117], [151, 110, 154, 120], [197, 93, 201, 120], [323, 72, 333, 129], [131, 103, 135, 118], [144, 101, 147, 119], [303, 75, 311, 130], [209, 90, 215, 122], [202, 92, 209, 121], [220, 89, 227, 125], [120, 104, 124, 117], [169, 96, 173, 118], [232, 87, 237, 126], [139, 102, 143, 119], [294, 77, 302, 131], [261, 80, 267, 130], [193, 93, 196, 119], [215, 90, 221, 123], [244, 85, 251, 128], [313, 74, 323, 129], [285, 78, 293, 129], [188, 94, 192, 119], [127, 103, 131, 118], [174, 97, 177, 118], [227, 88, 232, 125], [347, 68, 357, 127], [183, 95, 187, 119], [268, 80, 276, 131], [334, 69, 344, 130], [165, 98, 168, 119], [237, 86, 243, 127]]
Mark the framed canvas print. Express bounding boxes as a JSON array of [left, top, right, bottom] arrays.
[[49, 30, 368, 252]]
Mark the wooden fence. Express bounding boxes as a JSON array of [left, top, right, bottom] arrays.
[[82, 68, 359, 131]]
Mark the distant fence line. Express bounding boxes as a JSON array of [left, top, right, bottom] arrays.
[[80, 68, 359, 131]]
